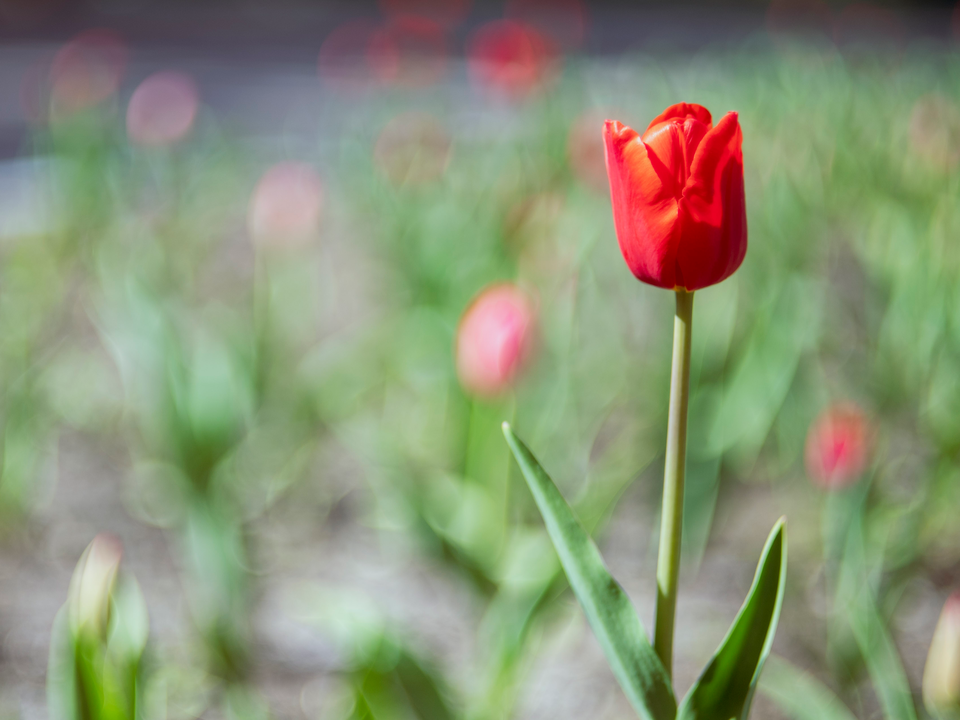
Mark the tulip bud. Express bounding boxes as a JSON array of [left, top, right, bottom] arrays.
[[248, 162, 324, 250], [68, 533, 122, 640], [126, 71, 199, 147], [804, 403, 869, 490], [456, 284, 535, 397], [924, 592, 960, 715]]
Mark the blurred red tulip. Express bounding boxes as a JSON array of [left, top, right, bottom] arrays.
[[467, 20, 558, 100], [924, 592, 960, 715], [374, 111, 451, 186], [49, 29, 127, 118], [126, 71, 199, 147], [603, 104, 747, 291], [368, 16, 448, 87], [248, 162, 324, 250], [456, 284, 535, 397], [804, 403, 869, 490]]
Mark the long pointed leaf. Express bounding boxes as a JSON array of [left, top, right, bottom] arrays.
[[677, 519, 787, 720], [502, 423, 676, 720]]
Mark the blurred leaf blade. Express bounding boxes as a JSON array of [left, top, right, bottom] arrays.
[[759, 655, 858, 720], [502, 423, 676, 720], [677, 519, 787, 720]]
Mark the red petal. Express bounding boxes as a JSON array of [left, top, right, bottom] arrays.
[[603, 119, 680, 288], [645, 103, 713, 133], [676, 112, 746, 290]]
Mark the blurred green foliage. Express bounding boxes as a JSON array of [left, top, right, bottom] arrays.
[[9, 32, 960, 720]]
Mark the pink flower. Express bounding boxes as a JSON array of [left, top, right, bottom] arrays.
[[248, 163, 324, 250], [804, 403, 869, 490], [126, 71, 199, 147], [49, 29, 127, 118], [456, 284, 536, 397]]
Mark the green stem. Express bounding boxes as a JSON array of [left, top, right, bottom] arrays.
[[653, 289, 694, 678]]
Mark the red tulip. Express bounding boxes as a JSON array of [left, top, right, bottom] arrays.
[[602, 104, 746, 291], [804, 403, 869, 490], [456, 284, 535, 397], [467, 20, 557, 100]]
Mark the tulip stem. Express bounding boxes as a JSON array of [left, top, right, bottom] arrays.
[[653, 288, 694, 679]]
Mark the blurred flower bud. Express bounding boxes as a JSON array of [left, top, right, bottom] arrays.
[[374, 111, 451, 187], [68, 533, 122, 640], [126, 71, 199, 147], [804, 403, 869, 490], [456, 284, 535, 397], [924, 592, 960, 715], [248, 162, 324, 250], [909, 94, 960, 174], [467, 20, 558, 100], [49, 29, 126, 119]]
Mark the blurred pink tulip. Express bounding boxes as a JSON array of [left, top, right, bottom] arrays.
[[126, 71, 199, 147], [804, 403, 869, 490], [49, 29, 127, 118], [248, 162, 324, 250], [467, 20, 558, 100], [456, 284, 536, 397]]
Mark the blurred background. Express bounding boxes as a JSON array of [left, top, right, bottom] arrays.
[[2, 0, 960, 719]]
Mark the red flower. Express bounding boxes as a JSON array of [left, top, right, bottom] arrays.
[[456, 284, 535, 397], [467, 20, 557, 99], [804, 403, 869, 490], [602, 104, 746, 291]]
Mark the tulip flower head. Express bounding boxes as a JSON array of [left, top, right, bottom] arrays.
[[804, 403, 869, 490], [603, 104, 746, 291], [248, 162, 324, 250], [126, 71, 199, 147], [49, 29, 127, 119], [924, 592, 960, 715], [456, 284, 535, 397]]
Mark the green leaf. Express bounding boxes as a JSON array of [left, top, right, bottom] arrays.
[[502, 423, 676, 720], [839, 519, 918, 720], [759, 655, 858, 720], [677, 519, 787, 720]]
